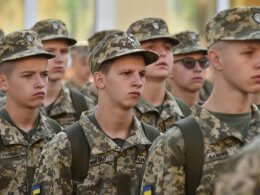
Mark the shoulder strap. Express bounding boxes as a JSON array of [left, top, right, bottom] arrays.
[[64, 121, 90, 191], [69, 89, 88, 120], [174, 117, 204, 195], [46, 117, 62, 134], [174, 97, 192, 117], [141, 122, 160, 142]]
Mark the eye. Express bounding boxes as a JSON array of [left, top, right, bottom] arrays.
[[41, 72, 48, 78], [22, 74, 32, 78], [61, 49, 69, 55], [139, 71, 146, 78], [241, 50, 254, 55]]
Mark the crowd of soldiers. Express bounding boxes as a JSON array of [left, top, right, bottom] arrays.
[[0, 5, 259, 195]]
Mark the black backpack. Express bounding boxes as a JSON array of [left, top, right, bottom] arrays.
[[174, 96, 192, 117], [69, 89, 89, 120], [64, 113, 160, 193]]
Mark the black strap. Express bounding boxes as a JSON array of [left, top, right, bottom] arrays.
[[174, 117, 204, 195], [46, 117, 62, 134], [174, 97, 192, 117], [64, 122, 90, 194], [69, 89, 88, 120], [141, 122, 160, 142]]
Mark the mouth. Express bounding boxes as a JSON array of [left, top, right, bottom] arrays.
[[155, 62, 168, 67], [192, 77, 203, 82], [33, 92, 45, 97], [53, 67, 64, 72], [129, 91, 141, 97], [252, 75, 260, 83]]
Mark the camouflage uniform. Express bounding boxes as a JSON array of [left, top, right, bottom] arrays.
[[214, 135, 260, 195], [140, 7, 260, 195], [0, 30, 61, 194], [33, 32, 159, 194], [31, 19, 95, 127], [134, 91, 185, 133]]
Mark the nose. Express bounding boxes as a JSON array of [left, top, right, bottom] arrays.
[[255, 52, 260, 69], [132, 74, 143, 88], [193, 61, 203, 72], [34, 75, 46, 88]]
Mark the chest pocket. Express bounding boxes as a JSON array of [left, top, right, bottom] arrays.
[[76, 146, 148, 195]]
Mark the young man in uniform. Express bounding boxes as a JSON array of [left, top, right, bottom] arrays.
[[127, 18, 191, 133], [140, 7, 260, 194], [168, 30, 209, 106], [0, 30, 61, 194], [33, 32, 160, 194], [31, 19, 94, 127]]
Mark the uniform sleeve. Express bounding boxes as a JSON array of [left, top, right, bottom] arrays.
[[140, 127, 186, 195], [33, 132, 73, 195], [214, 151, 260, 195]]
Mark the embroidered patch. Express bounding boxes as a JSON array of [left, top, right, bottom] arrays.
[[253, 13, 260, 23], [32, 184, 41, 195], [153, 22, 159, 30], [143, 185, 152, 195]]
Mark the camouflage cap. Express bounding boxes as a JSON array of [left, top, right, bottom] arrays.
[[31, 19, 76, 46], [205, 6, 260, 48], [89, 31, 159, 73], [127, 17, 179, 45], [172, 30, 207, 55], [0, 29, 4, 44], [0, 29, 55, 63], [88, 29, 122, 53]]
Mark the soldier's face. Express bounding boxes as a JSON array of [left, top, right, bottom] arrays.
[[43, 40, 69, 82], [3, 57, 48, 109], [71, 55, 91, 81], [141, 39, 173, 80], [170, 52, 207, 92], [98, 55, 146, 109], [210, 40, 260, 93]]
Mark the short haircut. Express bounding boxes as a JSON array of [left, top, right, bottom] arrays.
[[0, 61, 16, 76], [97, 59, 115, 74]]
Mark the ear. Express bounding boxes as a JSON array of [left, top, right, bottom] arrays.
[[208, 49, 222, 71], [0, 73, 8, 91], [93, 72, 105, 89]]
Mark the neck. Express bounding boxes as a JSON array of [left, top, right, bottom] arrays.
[[71, 75, 88, 88], [5, 101, 38, 132], [95, 101, 133, 139], [143, 78, 166, 106], [171, 85, 199, 107], [43, 80, 62, 106], [203, 78, 251, 113]]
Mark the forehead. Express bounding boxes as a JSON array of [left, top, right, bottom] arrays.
[[43, 39, 69, 49], [141, 38, 172, 47]]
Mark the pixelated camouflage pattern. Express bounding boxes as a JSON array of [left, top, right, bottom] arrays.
[[134, 90, 185, 133], [0, 112, 59, 194], [88, 30, 122, 53], [199, 80, 213, 103], [127, 17, 179, 45], [0, 29, 54, 63], [173, 30, 207, 55], [70, 44, 88, 57], [33, 115, 152, 194], [40, 85, 94, 127], [140, 104, 260, 194], [31, 19, 76, 46], [205, 7, 260, 48], [89, 31, 159, 73], [214, 135, 260, 195]]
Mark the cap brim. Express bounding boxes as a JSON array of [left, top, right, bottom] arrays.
[[140, 35, 180, 46], [42, 36, 77, 46], [173, 46, 208, 55]]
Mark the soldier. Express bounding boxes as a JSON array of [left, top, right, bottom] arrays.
[[127, 18, 191, 133], [168, 30, 209, 106], [31, 19, 94, 127], [33, 32, 160, 194], [0, 30, 62, 194], [0, 28, 5, 98], [139, 7, 260, 195], [65, 43, 93, 98], [214, 135, 260, 195]]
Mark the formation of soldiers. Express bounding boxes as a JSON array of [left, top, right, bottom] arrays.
[[0, 5, 259, 195]]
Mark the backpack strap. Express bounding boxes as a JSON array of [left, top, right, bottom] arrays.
[[174, 97, 192, 117], [141, 122, 160, 143], [46, 117, 62, 134], [69, 89, 88, 120], [174, 117, 204, 195], [64, 122, 90, 194]]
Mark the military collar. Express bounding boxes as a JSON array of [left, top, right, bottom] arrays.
[[79, 115, 151, 155], [193, 104, 260, 144]]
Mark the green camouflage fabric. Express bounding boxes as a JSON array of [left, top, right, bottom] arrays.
[[70, 44, 88, 57], [0, 29, 4, 43], [33, 115, 152, 194], [214, 135, 260, 195], [205, 6, 260, 48], [88, 30, 122, 53], [127, 17, 179, 45], [40, 85, 95, 127], [199, 80, 213, 103], [31, 19, 76, 46], [89, 31, 159, 74], [0, 96, 6, 108], [0, 29, 54, 63], [0, 111, 59, 194], [140, 104, 260, 194], [172, 30, 207, 55], [134, 90, 185, 133]]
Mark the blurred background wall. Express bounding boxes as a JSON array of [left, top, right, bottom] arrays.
[[0, 0, 259, 41]]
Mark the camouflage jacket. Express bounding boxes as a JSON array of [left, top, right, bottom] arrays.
[[41, 85, 94, 127], [0, 111, 58, 194], [214, 135, 260, 195], [199, 80, 213, 103], [33, 115, 152, 194], [134, 90, 184, 133], [140, 104, 260, 195]]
